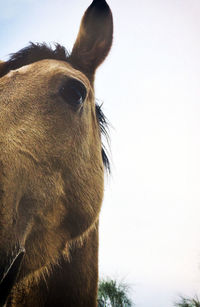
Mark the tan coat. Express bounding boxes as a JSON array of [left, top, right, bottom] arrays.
[[0, 0, 113, 306]]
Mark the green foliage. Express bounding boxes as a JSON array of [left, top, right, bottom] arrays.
[[98, 278, 133, 307], [174, 295, 200, 307]]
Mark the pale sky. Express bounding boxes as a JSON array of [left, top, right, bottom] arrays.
[[1, 1, 200, 306]]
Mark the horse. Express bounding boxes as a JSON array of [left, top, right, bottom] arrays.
[[0, 0, 113, 306]]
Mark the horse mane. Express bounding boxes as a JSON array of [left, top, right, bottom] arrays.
[[3, 42, 110, 172], [6, 42, 70, 70]]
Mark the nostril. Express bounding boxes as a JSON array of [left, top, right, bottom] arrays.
[[60, 78, 87, 108]]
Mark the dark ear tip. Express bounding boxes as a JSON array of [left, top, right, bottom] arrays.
[[93, 0, 104, 1], [90, 0, 110, 11], [92, 0, 107, 3]]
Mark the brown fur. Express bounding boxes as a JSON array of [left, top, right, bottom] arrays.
[[0, 1, 113, 306]]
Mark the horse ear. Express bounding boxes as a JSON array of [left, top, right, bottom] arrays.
[[0, 61, 6, 77], [70, 0, 113, 80]]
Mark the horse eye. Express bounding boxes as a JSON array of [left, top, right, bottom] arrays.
[[60, 79, 87, 108]]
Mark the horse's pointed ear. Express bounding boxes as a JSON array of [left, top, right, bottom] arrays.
[[70, 0, 113, 81], [0, 61, 6, 77]]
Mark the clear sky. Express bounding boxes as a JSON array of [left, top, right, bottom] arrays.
[[1, 1, 200, 306]]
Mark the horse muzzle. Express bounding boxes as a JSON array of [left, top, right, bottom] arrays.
[[0, 247, 25, 306]]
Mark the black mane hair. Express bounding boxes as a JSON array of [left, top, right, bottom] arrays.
[[95, 104, 110, 173], [1, 43, 110, 172], [4, 43, 70, 74]]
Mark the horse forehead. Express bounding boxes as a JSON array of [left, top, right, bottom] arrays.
[[6, 64, 32, 77], [6, 59, 90, 87]]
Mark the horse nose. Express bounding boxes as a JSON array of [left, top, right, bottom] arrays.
[[0, 247, 25, 306]]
